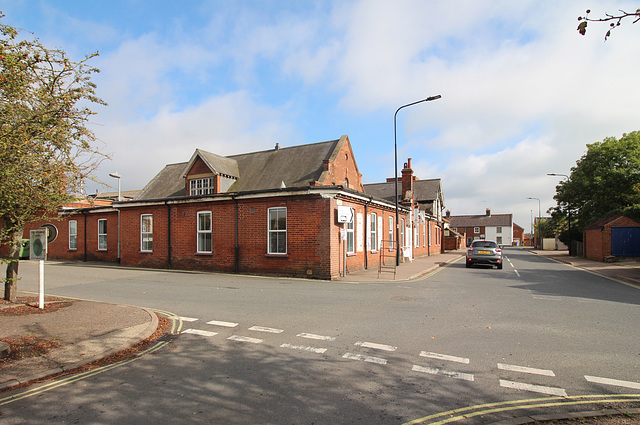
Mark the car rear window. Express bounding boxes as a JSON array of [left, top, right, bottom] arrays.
[[472, 241, 497, 248]]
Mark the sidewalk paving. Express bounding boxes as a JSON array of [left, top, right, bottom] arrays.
[[0, 299, 157, 391], [1, 247, 638, 395]]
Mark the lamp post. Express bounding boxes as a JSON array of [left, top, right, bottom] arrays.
[[109, 172, 122, 262], [548, 173, 571, 255], [527, 197, 541, 249], [394, 95, 441, 266]]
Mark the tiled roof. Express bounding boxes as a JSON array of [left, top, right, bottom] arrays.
[[363, 179, 443, 203], [448, 213, 513, 228], [135, 138, 342, 200]]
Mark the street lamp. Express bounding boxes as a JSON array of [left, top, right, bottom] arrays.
[[548, 173, 572, 255], [109, 172, 122, 201], [394, 95, 441, 266], [109, 172, 122, 262], [527, 197, 541, 249]]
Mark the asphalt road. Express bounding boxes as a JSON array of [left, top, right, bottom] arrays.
[[1, 247, 639, 424]]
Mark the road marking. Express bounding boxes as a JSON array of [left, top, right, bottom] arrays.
[[182, 329, 218, 337], [227, 335, 263, 344], [355, 341, 397, 352], [499, 379, 567, 396], [179, 316, 199, 322], [420, 351, 470, 364], [412, 365, 475, 381], [498, 363, 555, 376], [206, 320, 239, 327], [280, 343, 327, 354], [585, 375, 640, 390], [297, 333, 336, 341], [532, 295, 562, 301], [342, 353, 387, 365], [249, 326, 284, 334]]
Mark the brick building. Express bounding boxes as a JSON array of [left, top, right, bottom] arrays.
[[8, 136, 446, 280], [583, 214, 640, 261], [447, 209, 520, 247]]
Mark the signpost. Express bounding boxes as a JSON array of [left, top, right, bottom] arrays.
[[30, 229, 47, 309]]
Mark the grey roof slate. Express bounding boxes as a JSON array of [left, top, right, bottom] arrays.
[[363, 179, 443, 204], [135, 162, 187, 200], [448, 214, 513, 228], [135, 139, 342, 200]]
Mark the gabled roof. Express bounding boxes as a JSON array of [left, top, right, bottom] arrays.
[[228, 139, 340, 192], [584, 214, 639, 230], [182, 149, 240, 179], [448, 213, 513, 228], [363, 179, 443, 204], [135, 138, 344, 200]]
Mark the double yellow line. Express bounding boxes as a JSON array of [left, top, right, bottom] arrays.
[[403, 394, 640, 425], [0, 309, 183, 407]]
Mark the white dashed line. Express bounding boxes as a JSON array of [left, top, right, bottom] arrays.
[[420, 351, 470, 364], [412, 365, 474, 381], [207, 320, 239, 328], [179, 317, 199, 322], [182, 329, 218, 337], [498, 363, 555, 376], [227, 335, 263, 344], [355, 341, 397, 352], [249, 326, 284, 334], [342, 353, 387, 365], [532, 295, 562, 301], [280, 343, 327, 354], [585, 375, 640, 390], [500, 379, 567, 396], [297, 333, 336, 341]]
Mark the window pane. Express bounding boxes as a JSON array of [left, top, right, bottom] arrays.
[[199, 212, 211, 231]]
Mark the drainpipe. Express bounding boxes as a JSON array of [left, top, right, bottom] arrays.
[[166, 202, 172, 269], [82, 211, 87, 262], [234, 197, 239, 274], [363, 196, 373, 269]]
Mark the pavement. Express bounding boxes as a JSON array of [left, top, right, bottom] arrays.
[[0, 247, 638, 422]]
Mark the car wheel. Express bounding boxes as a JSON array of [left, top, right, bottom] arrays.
[[466, 261, 471, 268], [497, 263, 503, 269]]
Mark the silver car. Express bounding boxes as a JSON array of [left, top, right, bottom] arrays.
[[466, 240, 503, 269]]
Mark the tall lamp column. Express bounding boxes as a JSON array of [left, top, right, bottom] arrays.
[[394, 95, 441, 266], [527, 197, 541, 250], [109, 172, 122, 262]]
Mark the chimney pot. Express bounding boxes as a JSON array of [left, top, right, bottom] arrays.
[[486, 208, 491, 217]]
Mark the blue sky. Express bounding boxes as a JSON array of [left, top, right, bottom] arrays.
[[2, 0, 640, 232]]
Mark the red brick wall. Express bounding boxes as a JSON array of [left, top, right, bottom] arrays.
[[584, 216, 640, 261], [322, 137, 364, 192]]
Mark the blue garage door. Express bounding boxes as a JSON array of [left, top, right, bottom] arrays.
[[611, 227, 640, 257]]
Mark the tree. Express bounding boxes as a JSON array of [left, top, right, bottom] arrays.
[[577, 8, 640, 40], [1, 14, 107, 302], [550, 131, 640, 246]]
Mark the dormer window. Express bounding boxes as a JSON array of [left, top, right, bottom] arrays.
[[190, 177, 216, 196]]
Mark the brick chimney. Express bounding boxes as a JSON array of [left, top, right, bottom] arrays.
[[401, 158, 414, 200], [486, 208, 491, 217]]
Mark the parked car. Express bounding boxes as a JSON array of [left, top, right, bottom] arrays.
[[466, 240, 503, 269]]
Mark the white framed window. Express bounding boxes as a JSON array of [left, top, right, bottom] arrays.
[[69, 220, 77, 250], [401, 218, 405, 247], [388, 216, 394, 247], [141, 214, 153, 252], [474, 227, 480, 234], [189, 177, 216, 196], [98, 219, 107, 250], [197, 211, 212, 253], [346, 220, 355, 254], [268, 207, 287, 254], [370, 213, 377, 251], [497, 236, 503, 244], [497, 226, 503, 233], [423, 223, 427, 247]]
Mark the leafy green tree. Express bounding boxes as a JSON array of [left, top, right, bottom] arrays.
[[577, 8, 640, 40], [1, 14, 106, 302], [550, 131, 640, 247]]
